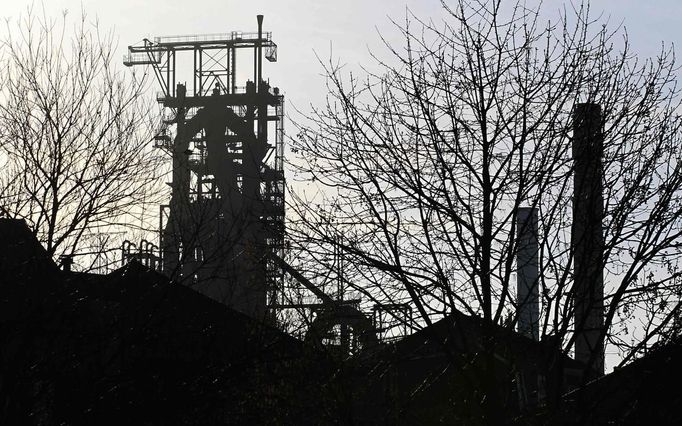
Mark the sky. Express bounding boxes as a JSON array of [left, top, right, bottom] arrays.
[[2, 0, 681, 115]]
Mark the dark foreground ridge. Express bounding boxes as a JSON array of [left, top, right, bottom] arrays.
[[2, 218, 681, 424], [0, 219, 323, 424]]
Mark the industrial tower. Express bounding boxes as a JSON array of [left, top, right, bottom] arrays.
[[124, 16, 285, 321]]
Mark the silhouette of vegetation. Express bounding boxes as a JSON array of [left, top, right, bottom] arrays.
[[290, 0, 682, 418], [0, 8, 163, 267]]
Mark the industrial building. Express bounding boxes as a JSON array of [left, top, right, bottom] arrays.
[[1, 16, 681, 425], [123, 15, 285, 321], [121, 15, 380, 353], [2, 216, 681, 424]]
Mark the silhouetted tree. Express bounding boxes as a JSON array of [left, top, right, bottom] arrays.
[[0, 8, 162, 266], [290, 0, 682, 418]]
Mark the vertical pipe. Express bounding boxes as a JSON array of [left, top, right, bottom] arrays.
[[226, 47, 230, 94], [166, 48, 170, 97], [256, 15, 267, 143], [159, 204, 164, 270], [517, 207, 539, 341], [231, 47, 236, 93], [171, 51, 176, 97], [199, 49, 203, 96], [257, 15, 263, 91], [572, 102, 605, 377], [253, 16, 259, 92]]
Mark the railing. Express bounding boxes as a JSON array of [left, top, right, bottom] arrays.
[[154, 31, 272, 45], [156, 86, 252, 100], [122, 52, 160, 66]]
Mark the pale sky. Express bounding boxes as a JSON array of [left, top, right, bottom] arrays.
[[1, 0, 681, 114]]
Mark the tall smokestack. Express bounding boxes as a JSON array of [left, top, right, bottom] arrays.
[[572, 103, 605, 377], [517, 207, 539, 341]]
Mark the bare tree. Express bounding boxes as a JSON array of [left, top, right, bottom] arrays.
[[289, 0, 682, 414], [0, 8, 163, 267]]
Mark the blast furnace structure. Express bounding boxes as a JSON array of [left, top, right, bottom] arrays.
[[124, 16, 285, 321]]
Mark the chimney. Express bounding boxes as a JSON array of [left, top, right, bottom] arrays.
[[517, 207, 539, 341], [256, 15, 263, 91], [572, 103, 605, 377]]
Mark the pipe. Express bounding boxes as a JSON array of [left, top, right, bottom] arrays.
[[257, 14, 263, 92]]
